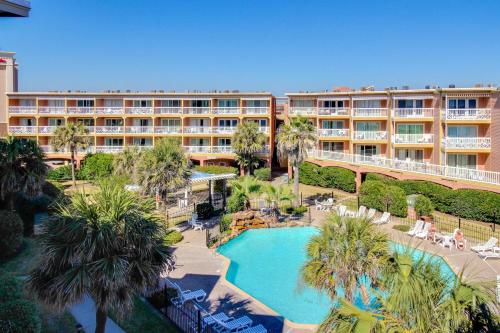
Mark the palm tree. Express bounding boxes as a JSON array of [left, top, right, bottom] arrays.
[[230, 176, 262, 210], [51, 121, 91, 187], [113, 145, 142, 182], [136, 138, 191, 206], [28, 181, 174, 333], [261, 183, 295, 216], [0, 137, 47, 210], [231, 121, 267, 175], [276, 117, 316, 205], [301, 215, 389, 303]]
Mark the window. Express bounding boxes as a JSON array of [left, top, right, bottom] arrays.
[[48, 118, 64, 126], [77, 118, 94, 126], [190, 119, 209, 126], [103, 99, 123, 107], [355, 100, 381, 108], [161, 119, 181, 127], [396, 149, 423, 162], [105, 138, 123, 146], [77, 100, 94, 107], [447, 154, 477, 169], [160, 100, 181, 107], [217, 99, 238, 107], [20, 118, 34, 126], [447, 126, 477, 137], [189, 138, 209, 146], [218, 119, 238, 127], [322, 142, 344, 152], [448, 99, 477, 109], [218, 138, 231, 146], [397, 99, 423, 108], [132, 100, 152, 107], [247, 119, 268, 126], [355, 122, 380, 131], [293, 100, 314, 107], [133, 138, 152, 146], [246, 100, 268, 107], [48, 100, 64, 107], [322, 120, 344, 129], [133, 119, 150, 126], [396, 124, 424, 135], [19, 99, 36, 107], [190, 100, 210, 107], [356, 145, 379, 156], [323, 100, 345, 108], [105, 119, 123, 126]]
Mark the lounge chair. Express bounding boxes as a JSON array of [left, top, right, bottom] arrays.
[[471, 237, 498, 253], [336, 205, 347, 217], [214, 315, 253, 333], [478, 247, 500, 261], [373, 212, 390, 225], [203, 312, 231, 327], [188, 213, 203, 231], [356, 205, 367, 218], [315, 199, 324, 211], [415, 222, 431, 239], [365, 208, 376, 221], [238, 325, 268, 333], [407, 220, 424, 237], [168, 280, 206, 307]]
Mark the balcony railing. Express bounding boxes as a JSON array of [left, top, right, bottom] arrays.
[[85, 126, 95, 133], [184, 146, 212, 153], [125, 107, 154, 115], [8, 106, 37, 114], [154, 126, 182, 134], [443, 137, 492, 149], [309, 149, 500, 185], [184, 107, 211, 115], [38, 126, 57, 134], [352, 131, 387, 141], [259, 126, 270, 134], [242, 107, 269, 115], [67, 107, 94, 115], [184, 126, 212, 134], [9, 126, 37, 134], [40, 145, 67, 154], [393, 108, 434, 118], [95, 107, 124, 115], [352, 108, 388, 117], [442, 108, 491, 121], [212, 107, 240, 115], [317, 128, 350, 137], [212, 126, 237, 134], [289, 107, 317, 116], [95, 146, 125, 153], [392, 134, 434, 144], [211, 146, 234, 154], [38, 107, 65, 115], [125, 126, 154, 134], [95, 126, 124, 134], [154, 107, 182, 115], [317, 108, 350, 116]]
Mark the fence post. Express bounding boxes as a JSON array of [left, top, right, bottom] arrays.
[[205, 228, 209, 247], [197, 308, 202, 333], [357, 196, 360, 210], [308, 206, 312, 224], [166, 211, 169, 228], [300, 192, 303, 206], [458, 217, 461, 229]]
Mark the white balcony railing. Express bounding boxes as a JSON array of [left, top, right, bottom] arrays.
[[9, 126, 37, 134], [259, 126, 270, 134], [125, 126, 154, 134], [392, 134, 434, 144], [211, 146, 234, 154], [212, 107, 240, 115], [317, 129, 350, 137], [95, 107, 124, 115], [154, 107, 182, 115], [242, 107, 269, 115], [38, 107, 65, 115], [95, 126, 124, 134], [309, 149, 500, 185], [85, 126, 95, 134], [393, 108, 434, 118], [212, 126, 237, 134], [184, 146, 211, 153], [8, 106, 37, 114], [184, 126, 212, 134], [353, 131, 387, 141], [351, 108, 388, 117], [443, 137, 492, 149], [154, 126, 182, 134], [40, 145, 68, 154], [184, 107, 211, 115], [317, 108, 350, 116], [67, 107, 94, 115], [289, 107, 317, 116], [442, 108, 491, 121], [38, 126, 57, 134], [95, 146, 124, 153], [125, 107, 154, 115]]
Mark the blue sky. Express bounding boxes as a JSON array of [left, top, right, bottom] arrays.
[[1, 0, 500, 95]]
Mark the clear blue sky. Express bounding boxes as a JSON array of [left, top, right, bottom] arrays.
[[1, 0, 500, 95]]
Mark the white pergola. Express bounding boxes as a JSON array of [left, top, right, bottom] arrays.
[[180, 172, 237, 208]]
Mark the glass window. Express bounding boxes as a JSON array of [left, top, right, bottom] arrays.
[[396, 124, 423, 135], [189, 138, 209, 146], [355, 122, 380, 131], [293, 100, 314, 107], [132, 100, 152, 107], [447, 126, 477, 137], [322, 120, 344, 129], [396, 149, 423, 162], [133, 138, 152, 146], [355, 100, 381, 108], [77, 100, 94, 107], [322, 142, 344, 152], [246, 100, 268, 107], [190, 100, 210, 107], [356, 145, 379, 156], [77, 119, 94, 126], [468, 99, 477, 108], [447, 154, 477, 169], [48, 118, 64, 126], [160, 100, 181, 107], [19, 99, 36, 107], [448, 99, 457, 109], [161, 119, 181, 127], [105, 119, 123, 126], [217, 99, 238, 107], [105, 138, 123, 146], [218, 138, 231, 146], [48, 100, 64, 107], [103, 99, 123, 107]]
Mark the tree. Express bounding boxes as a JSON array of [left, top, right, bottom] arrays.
[[28, 181, 174, 333], [261, 183, 295, 216], [229, 176, 262, 210], [113, 146, 142, 182], [0, 137, 47, 210], [276, 117, 316, 205], [231, 121, 267, 175], [136, 138, 191, 205], [51, 122, 91, 187]]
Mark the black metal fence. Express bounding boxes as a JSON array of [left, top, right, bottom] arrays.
[[163, 302, 220, 333]]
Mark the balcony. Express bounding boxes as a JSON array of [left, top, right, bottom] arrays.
[[154, 107, 182, 115], [95, 146, 124, 153], [317, 128, 350, 138], [289, 107, 317, 116], [95, 126, 124, 134], [154, 126, 182, 134], [184, 146, 211, 153], [393, 108, 434, 118], [352, 131, 387, 141], [67, 107, 94, 115], [242, 107, 269, 115], [39, 107, 65, 115], [259, 126, 270, 134], [184, 107, 211, 115], [442, 109, 491, 121], [212, 126, 237, 134], [212, 107, 240, 115], [317, 108, 350, 117], [184, 126, 212, 134], [8, 106, 37, 114], [95, 107, 124, 115], [40, 146, 68, 154], [124, 126, 154, 134], [211, 146, 234, 154], [352, 108, 388, 118], [9, 126, 37, 134], [125, 107, 154, 115], [38, 126, 57, 134], [85, 126, 95, 134], [443, 137, 491, 150], [392, 134, 434, 144]]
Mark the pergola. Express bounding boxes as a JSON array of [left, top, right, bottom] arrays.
[[180, 172, 237, 208]]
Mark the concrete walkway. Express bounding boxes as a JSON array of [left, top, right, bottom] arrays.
[[70, 295, 125, 333]]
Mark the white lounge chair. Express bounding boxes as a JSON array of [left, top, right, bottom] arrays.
[[336, 205, 347, 217], [315, 199, 324, 211], [373, 212, 390, 225], [214, 315, 253, 333], [407, 220, 424, 237], [478, 247, 500, 261], [169, 280, 206, 307], [188, 213, 204, 231], [415, 222, 431, 239], [203, 312, 231, 327], [356, 205, 367, 218], [238, 324, 267, 333], [365, 208, 376, 221], [471, 237, 498, 253]]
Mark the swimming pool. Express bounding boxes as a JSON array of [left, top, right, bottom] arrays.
[[217, 227, 455, 324]]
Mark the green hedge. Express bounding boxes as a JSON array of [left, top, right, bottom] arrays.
[[194, 165, 238, 175], [79, 153, 114, 180], [415, 195, 433, 217], [0, 211, 24, 260], [299, 162, 356, 193], [359, 180, 408, 217], [227, 192, 246, 213], [164, 230, 183, 246], [0, 274, 23, 303], [0, 299, 41, 333], [47, 165, 73, 181], [254, 167, 271, 181], [365, 173, 500, 223], [220, 213, 232, 233]]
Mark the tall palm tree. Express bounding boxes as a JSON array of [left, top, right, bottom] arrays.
[[51, 121, 91, 187], [276, 117, 316, 205], [261, 183, 295, 216], [28, 181, 174, 333], [0, 137, 47, 210], [230, 176, 262, 210], [232, 121, 267, 175], [136, 138, 191, 205], [302, 215, 389, 303], [113, 145, 142, 182]]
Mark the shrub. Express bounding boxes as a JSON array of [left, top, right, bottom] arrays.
[[385, 186, 408, 218], [220, 213, 233, 233], [299, 162, 322, 186], [79, 153, 114, 180], [227, 192, 246, 213], [415, 195, 434, 217], [0, 299, 41, 333], [392, 224, 410, 232], [0, 274, 22, 303], [0, 211, 23, 260], [196, 202, 214, 219], [163, 230, 183, 246], [46, 165, 73, 181], [254, 167, 271, 181], [42, 180, 64, 199], [299, 162, 356, 193], [194, 165, 238, 175], [292, 205, 308, 215], [359, 181, 407, 217]]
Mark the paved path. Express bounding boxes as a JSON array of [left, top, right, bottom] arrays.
[[70, 295, 125, 333]]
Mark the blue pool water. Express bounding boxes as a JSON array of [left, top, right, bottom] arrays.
[[217, 227, 455, 324], [191, 171, 213, 180]]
